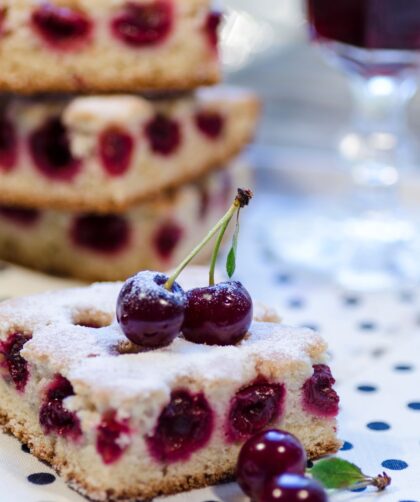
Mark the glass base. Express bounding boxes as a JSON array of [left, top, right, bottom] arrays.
[[264, 198, 420, 291]]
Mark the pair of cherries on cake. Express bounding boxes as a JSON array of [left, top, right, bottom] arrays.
[[117, 188, 253, 348]]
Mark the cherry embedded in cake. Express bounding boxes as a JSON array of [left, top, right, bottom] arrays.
[[31, 3, 93, 50], [195, 111, 225, 139], [302, 364, 340, 417], [146, 390, 214, 462], [0, 116, 17, 171], [29, 118, 81, 182], [39, 374, 82, 441], [71, 214, 130, 254], [0, 332, 31, 392], [153, 220, 184, 260], [145, 114, 181, 156], [205, 11, 222, 51], [111, 1, 173, 47], [99, 127, 134, 176], [227, 381, 285, 442], [0, 206, 40, 227], [96, 411, 132, 465]]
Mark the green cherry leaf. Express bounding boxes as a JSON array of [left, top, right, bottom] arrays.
[[226, 247, 236, 278], [226, 213, 240, 278], [310, 458, 365, 489]]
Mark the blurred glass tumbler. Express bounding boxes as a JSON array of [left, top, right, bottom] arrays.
[[272, 1, 420, 290]]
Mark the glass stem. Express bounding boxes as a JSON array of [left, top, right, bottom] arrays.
[[344, 74, 417, 212]]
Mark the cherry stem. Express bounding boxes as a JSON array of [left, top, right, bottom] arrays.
[[347, 472, 391, 492], [164, 188, 253, 290], [208, 210, 235, 286]]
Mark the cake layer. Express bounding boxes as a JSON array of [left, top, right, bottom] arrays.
[[0, 270, 340, 501], [0, 0, 220, 93], [0, 164, 246, 281], [0, 87, 259, 212]]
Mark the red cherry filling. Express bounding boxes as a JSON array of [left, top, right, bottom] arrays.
[[145, 115, 181, 156], [0, 116, 17, 171], [0, 333, 31, 392], [227, 381, 285, 442], [302, 364, 339, 417], [99, 127, 134, 176], [111, 1, 173, 47], [195, 111, 224, 139], [0, 206, 40, 227], [96, 411, 131, 465], [153, 220, 184, 260], [71, 214, 130, 254], [31, 3, 92, 50], [205, 11, 221, 50], [146, 390, 213, 463], [39, 374, 82, 440], [29, 118, 81, 181]]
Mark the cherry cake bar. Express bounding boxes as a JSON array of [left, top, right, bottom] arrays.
[[0, 0, 221, 93], [0, 86, 259, 212], [0, 267, 341, 501], [0, 164, 245, 281]]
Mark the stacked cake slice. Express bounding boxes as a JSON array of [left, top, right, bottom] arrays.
[[0, 0, 259, 280]]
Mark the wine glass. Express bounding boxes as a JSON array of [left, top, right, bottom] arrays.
[[269, 0, 420, 290]]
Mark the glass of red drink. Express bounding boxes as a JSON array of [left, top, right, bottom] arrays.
[[275, 0, 420, 289]]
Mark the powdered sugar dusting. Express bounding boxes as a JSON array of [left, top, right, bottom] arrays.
[[0, 267, 328, 409]]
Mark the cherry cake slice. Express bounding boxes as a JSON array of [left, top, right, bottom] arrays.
[[0, 267, 341, 501], [0, 165, 244, 281], [0, 87, 259, 213], [0, 0, 221, 93]]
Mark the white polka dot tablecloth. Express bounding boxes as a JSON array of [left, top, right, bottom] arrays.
[[0, 236, 420, 502]]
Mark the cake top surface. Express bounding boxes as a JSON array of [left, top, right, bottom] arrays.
[[0, 267, 327, 403]]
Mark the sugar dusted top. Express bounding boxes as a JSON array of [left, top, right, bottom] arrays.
[[0, 267, 327, 407]]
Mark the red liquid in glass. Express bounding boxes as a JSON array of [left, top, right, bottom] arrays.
[[308, 0, 420, 51]]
